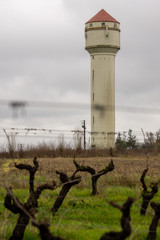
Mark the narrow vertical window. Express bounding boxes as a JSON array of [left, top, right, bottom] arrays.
[[93, 116, 94, 124], [106, 25, 109, 37], [92, 69, 94, 87]]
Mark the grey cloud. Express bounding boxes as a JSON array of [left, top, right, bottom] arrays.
[[0, 0, 160, 133]]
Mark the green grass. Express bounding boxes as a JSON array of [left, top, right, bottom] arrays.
[[0, 186, 160, 240], [1, 156, 160, 239]]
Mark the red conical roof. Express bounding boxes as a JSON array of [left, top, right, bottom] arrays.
[[86, 9, 119, 24]]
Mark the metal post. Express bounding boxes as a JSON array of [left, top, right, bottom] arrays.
[[82, 120, 86, 150]]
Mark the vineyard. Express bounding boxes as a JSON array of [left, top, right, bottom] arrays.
[[1, 156, 160, 239]]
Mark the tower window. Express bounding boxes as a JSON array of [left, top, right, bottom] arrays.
[[93, 116, 94, 124], [92, 55, 94, 59], [92, 70, 94, 80], [90, 23, 93, 27], [114, 23, 117, 28], [106, 25, 109, 37], [102, 22, 105, 26]]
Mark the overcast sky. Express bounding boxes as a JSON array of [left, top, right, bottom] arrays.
[[0, 0, 160, 138]]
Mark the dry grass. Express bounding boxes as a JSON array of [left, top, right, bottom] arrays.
[[1, 156, 160, 190]]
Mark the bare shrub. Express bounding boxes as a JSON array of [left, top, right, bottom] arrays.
[[3, 129, 16, 158]]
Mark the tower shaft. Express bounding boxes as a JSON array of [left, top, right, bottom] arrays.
[[91, 53, 115, 148]]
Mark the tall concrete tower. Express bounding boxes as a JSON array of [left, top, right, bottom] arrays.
[[85, 9, 120, 149]]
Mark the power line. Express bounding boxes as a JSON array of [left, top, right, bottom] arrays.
[[0, 127, 158, 134], [0, 127, 76, 133], [0, 99, 160, 115]]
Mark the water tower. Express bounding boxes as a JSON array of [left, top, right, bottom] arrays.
[[85, 9, 120, 148]]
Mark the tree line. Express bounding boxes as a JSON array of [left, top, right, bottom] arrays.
[[115, 129, 160, 151]]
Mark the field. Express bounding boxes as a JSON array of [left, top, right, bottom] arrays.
[[0, 156, 160, 239]]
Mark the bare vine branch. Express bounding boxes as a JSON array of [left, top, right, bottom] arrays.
[[15, 157, 39, 194], [51, 169, 81, 213], [100, 197, 136, 240], [147, 202, 160, 240], [140, 167, 158, 215], [5, 187, 66, 240], [4, 157, 56, 240], [73, 158, 114, 195]]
